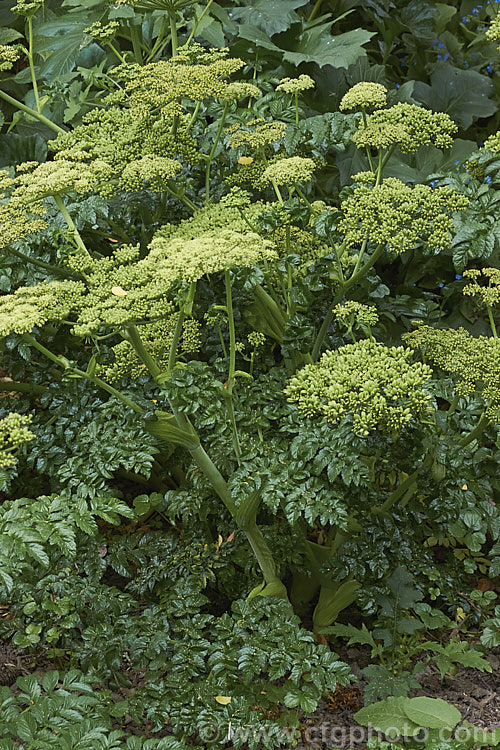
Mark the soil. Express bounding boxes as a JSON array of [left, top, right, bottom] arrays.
[[295, 646, 500, 749]]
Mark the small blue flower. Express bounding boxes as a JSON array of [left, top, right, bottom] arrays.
[[462, 15, 468, 22], [444, 52, 450, 61], [486, 175, 492, 183], [465, 60, 470, 69], [454, 160, 461, 165], [437, 55, 442, 61], [455, 274, 462, 280], [439, 42, 445, 49], [438, 282, 445, 288], [396, 83, 400, 89], [487, 62, 494, 73], [430, 180, 436, 187]]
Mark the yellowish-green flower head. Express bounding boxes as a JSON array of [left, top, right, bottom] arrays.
[[486, 15, 500, 42], [0, 280, 85, 337], [353, 103, 457, 152], [120, 156, 182, 192], [484, 129, 500, 153], [334, 301, 379, 328], [148, 228, 278, 283], [228, 120, 287, 150], [462, 268, 500, 309], [260, 157, 316, 187], [339, 82, 387, 112], [14, 159, 114, 202], [285, 340, 432, 435], [276, 75, 315, 94], [405, 325, 500, 422], [0, 413, 35, 470], [339, 178, 468, 253], [10, 0, 43, 16], [0, 44, 21, 71], [84, 21, 120, 42], [219, 82, 262, 102]]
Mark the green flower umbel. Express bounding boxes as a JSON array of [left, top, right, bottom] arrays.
[[285, 340, 432, 435]]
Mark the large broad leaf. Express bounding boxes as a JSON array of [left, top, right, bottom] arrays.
[[284, 23, 374, 69], [0, 27, 23, 44], [34, 12, 100, 80], [230, 0, 308, 36], [354, 696, 421, 738], [413, 65, 497, 130], [378, 565, 422, 618], [237, 24, 283, 53], [384, 139, 477, 183], [403, 697, 461, 729], [0, 134, 47, 167]]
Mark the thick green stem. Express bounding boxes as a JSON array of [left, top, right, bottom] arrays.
[[204, 101, 229, 204], [106, 41, 126, 64], [129, 23, 143, 64], [1, 246, 80, 279], [311, 243, 384, 360], [165, 282, 196, 374], [21, 333, 143, 413], [307, 0, 323, 22], [125, 324, 162, 378], [163, 181, 197, 212], [27, 17, 41, 113], [0, 380, 45, 395], [271, 179, 284, 205], [185, 0, 215, 47], [53, 195, 91, 257], [224, 269, 242, 461], [0, 89, 66, 135], [486, 304, 498, 339], [168, 11, 178, 57], [127, 310, 283, 591], [361, 109, 375, 172], [460, 412, 488, 447], [294, 91, 299, 125], [375, 150, 383, 187], [373, 454, 433, 515]]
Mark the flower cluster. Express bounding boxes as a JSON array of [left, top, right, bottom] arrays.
[[10, 0, 43, 16], [276, 75, 315, 94], [84, 21, 120, 42], [339, 82, 387, 112], [405, 326, 500, 422], [220, 82, 261, 102], [0, 280, 85, 337], [339, 178, 468, 253], [484, 129, 500, 153], [115, 46, 245, 115], [148, 228, 278, 283], [0, 44, 21, 71], [227, 119, 287, 150], [0, 413, 34, 470], [486, 15, 500, 43], [14, 158, 114, 201], [260, 157, 317, 187], [285, 340, 432, 435], [120, 156, 182, 192], [353, 103, 457, 152], [333, 301, 379, 329], [463, 267, 500, 308]]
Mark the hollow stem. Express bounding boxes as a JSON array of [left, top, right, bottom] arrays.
[[21, 333, 143, 413], [1, 246, 81, 279], [460, 412, 488, 447], [486, 304, 498, 339], [185, 0, 215, 47], [0, 89, 66, 135], [224, 269, 242, 461], [126, 323, 282, 591], [53, 195, 91, 257], [204, 100, 229, 204], [129, 23, 143, 64], [27, 17, 41, 113], [0, 380, 45, 395], [168, 11, 178, 57]]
